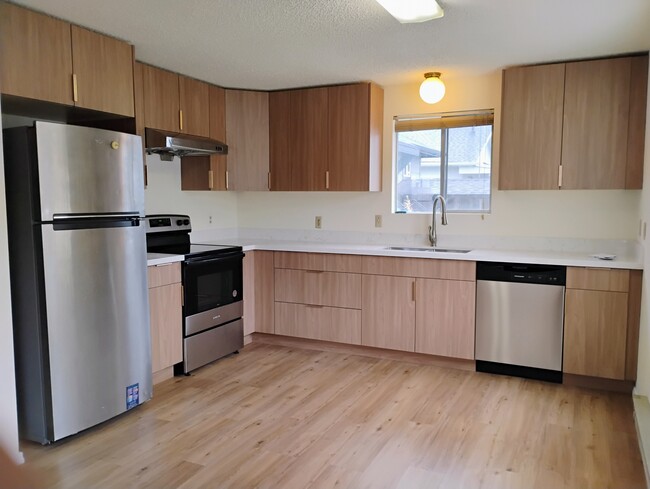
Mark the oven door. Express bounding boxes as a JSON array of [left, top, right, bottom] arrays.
[[183, 251, 244, 334]]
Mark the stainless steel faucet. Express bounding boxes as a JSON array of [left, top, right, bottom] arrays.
[[428, 195, 448, 247]]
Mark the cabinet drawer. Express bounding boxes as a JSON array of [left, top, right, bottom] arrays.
[[361, 256, 475, 281], [566, 267, 629, 292], [274, 252, 363, 273], [274, 302, 361, 345], [275, 268, 361, 309], [148, 262, 182, 288]]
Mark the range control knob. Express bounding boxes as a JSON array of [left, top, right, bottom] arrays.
[[176, 219, 183, 226], [183, 219, 190, 226]]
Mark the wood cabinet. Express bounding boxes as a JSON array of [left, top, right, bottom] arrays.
[[563, 267, 642, 381], [147, 263, 183, 382], [269, 83, 383, 191], [275, 269, 361, 309], [275, 302, 361, 345], [225, 89, 270, 190], [415, 278, 475, 359], [70, 25, 134, 117], [141, 65, 210, 136], [499, 54, 648, 190], [0, 3, 134, 116], [361, 274, 416, 352], [142, 65, 180, 133], [242, 251, 275, 335]]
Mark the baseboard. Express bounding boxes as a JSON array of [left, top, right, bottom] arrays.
[[563, 373, 635, 394], [250, 333, 475, 371], [633, 395, 650, 488]]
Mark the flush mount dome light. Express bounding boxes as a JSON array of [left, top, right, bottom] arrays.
[[375, 0, 444, 23], [420, 72, 446, 104]]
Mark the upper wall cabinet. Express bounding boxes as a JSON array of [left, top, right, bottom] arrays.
[[269, 82, 383, 192], [0, 3, 135, 117], [140, 64, 210, 136], [499, 54, 648, 190], [225, 89, 270, 191]]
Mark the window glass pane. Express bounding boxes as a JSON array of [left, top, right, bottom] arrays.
[[445, 125, 492, 212], [393, 113, 493, 214], [394, 129, 442, 213]]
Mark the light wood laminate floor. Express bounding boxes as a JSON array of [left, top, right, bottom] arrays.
[[23, 342, 646, 489]]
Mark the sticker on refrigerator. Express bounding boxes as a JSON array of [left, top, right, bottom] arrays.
[[126, 383, 139, 410]]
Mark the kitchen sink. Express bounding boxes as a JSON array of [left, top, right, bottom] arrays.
[[385, 246, 472, 253]]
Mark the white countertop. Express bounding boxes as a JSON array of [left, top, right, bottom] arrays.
[[184, 238, 643, 270], [146, 253, 184, 266]]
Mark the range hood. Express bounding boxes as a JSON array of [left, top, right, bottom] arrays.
[[145, 128, 228, 161]]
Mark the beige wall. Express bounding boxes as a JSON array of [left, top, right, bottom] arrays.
[[0, 99, 21, 462], [235, 72, 641, 240], [634, 58, 650, 397]]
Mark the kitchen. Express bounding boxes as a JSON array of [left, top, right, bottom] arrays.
[[1, 0, 650, 487]]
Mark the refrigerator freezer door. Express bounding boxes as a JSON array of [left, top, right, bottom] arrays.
[[40, 220, 152, 441], [35, 121, 144, 221]]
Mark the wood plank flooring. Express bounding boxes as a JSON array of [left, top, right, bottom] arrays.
[[22, 342, 646, 488]]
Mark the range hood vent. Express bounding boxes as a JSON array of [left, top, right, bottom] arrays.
[[145, 128, 228, 161]]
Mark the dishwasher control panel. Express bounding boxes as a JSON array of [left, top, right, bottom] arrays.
[[476, 262, 566, 286]]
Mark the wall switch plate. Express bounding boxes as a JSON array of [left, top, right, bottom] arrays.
[[315, 216, 322, 229], [375, 215, 382, 228]]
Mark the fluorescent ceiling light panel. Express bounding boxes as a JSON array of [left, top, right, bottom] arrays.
[[375, 0, 444, 23]]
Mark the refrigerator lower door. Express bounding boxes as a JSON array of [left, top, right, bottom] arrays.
[[40, 219, 151, 441]]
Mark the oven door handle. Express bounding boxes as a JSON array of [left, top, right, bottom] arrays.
[[184, 250, 245, 264]]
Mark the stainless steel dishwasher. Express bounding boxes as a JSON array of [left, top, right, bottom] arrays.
[[475, 262, 566, 383]]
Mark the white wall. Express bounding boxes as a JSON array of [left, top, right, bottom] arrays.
[[236, 71, 640, 240], [144, 155, 238, 230], [634, 58, 650, 396], [0, 99, 22, 463]]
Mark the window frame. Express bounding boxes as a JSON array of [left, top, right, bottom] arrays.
[[392, 109, 494, 215]]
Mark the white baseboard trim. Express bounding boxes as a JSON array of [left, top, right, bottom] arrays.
[[633, 394, 650, 488]]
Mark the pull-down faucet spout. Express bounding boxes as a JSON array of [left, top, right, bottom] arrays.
[[428, 195, 448, 247]]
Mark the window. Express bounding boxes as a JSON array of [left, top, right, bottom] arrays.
[[393, 110, 493, 213]]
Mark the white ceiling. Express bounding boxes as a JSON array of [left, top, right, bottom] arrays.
[[12, 0, 650, 90]]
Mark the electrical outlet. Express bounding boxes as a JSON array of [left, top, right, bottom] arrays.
[[315, 216, 322, 229], [375, 215, 382, 228], [209, 215, 212, 224]]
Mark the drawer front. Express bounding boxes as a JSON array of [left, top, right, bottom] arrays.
[[361, 256, 476, 281], [274, 302, 361, 345], [274, 252, 363, 273], [148, 262, 182, 288], [566, 267, 629, 292], [274, 268, 362, 309]]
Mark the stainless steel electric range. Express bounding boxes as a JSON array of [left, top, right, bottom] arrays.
[[145, 215, 244, 374]]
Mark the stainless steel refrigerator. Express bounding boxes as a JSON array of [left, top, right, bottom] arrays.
[[3, 121, 152, 444]]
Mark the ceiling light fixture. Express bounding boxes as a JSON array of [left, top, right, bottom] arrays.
[[420, 72, 446, 104], [375, 0, 444, 23]]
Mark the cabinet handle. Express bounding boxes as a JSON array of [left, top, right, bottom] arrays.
[[412, 281, 416, 302], [155, 262, 175, 267], [179, 110, 184, 131], [72, 74, 78, 102], [305, 270, 324, 274], [208, 170, 214, 190], [306, 304, 324, 309], [225, 170, 230, 190], [181, 285, 184, 306], [325, 171, 330, 190], [268, 172, 271, 190], [558, 164, 563, 188]]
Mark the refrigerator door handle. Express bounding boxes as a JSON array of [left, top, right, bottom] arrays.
[[52, 216, 142, 231]]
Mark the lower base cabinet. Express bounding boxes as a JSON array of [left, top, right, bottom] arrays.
[[243, 251, 275, 335], [147, 263, 183, 376], [361, 274, 416, 351], [275, 302, 361, 344], [415, 278, 475, 360]]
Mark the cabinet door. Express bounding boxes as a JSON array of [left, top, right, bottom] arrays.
[[149, 283, 183, 373], [225, 90, 270, 190], [275, 302, 361, 345], [564, 289, 628, 379], [415, 279, 475, 359], [498, 63, 565, 190], [328, 83, 383, 191], [269, 90, 293, 190], [361, 275, 415, 351], [561, 57, 631, 189], [179, 76, 209, 137], [142, 65, 180, 132], [291, 87, 329, 191], [71, 26, 134, 117], [243, 251, 275, 334], [0, 3, 73, 105]]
